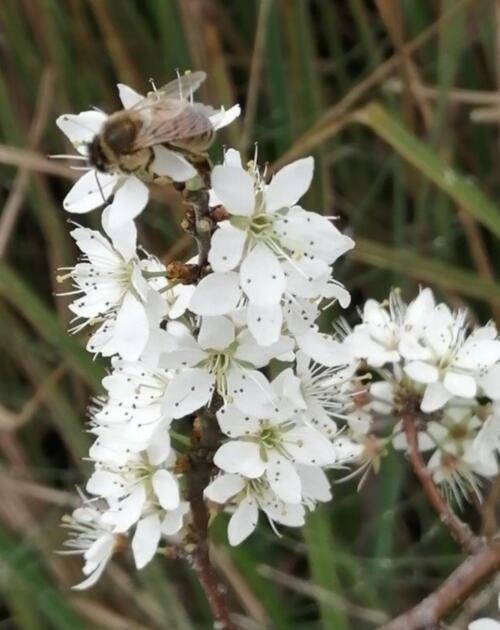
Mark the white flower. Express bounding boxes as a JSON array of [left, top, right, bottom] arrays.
[[61, 504, 119, 590], [61, 215, 168, 361], [345, 288, 435, 368], [89, 358, 173, 465], [473, 403, 500, 460], [420, 406, 499, 503], [469, 594, 500, 630], [213, 403, 338, 504], [56, 82, 240, 228], [87, 451, 181, 533], [189, 150, 354, 345], [205, 473, 306, 545], [271, 351, 358, 438], [160, 316, 293, 418], [403, 306, 500, 412]]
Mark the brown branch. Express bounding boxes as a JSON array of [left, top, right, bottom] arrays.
[[173, 168, 234, 628], [402, 410, 482, 554], [186, 408, 235, 630], [380, 541, 500, 630], [381, 408, 500, 629]]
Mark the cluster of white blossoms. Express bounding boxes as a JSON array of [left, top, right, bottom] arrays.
[[57, 78, 362, 588], [342, 288, 500, 503]]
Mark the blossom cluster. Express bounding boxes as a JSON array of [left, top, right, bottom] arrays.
[[341, 288, 500, 503], [57, 77, 361, 588]]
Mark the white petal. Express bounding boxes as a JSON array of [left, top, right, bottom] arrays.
[[226, 366, 277, 417], [209, 104, 241, 130], [421, 382, 452, 413], [152, 145, 197, 181], [297, 331, 352, 367], [224, 148, 243, 167], [216, 404, 260, 437], [211, 164, 255, 216], [297, 465, 331, 502], [114, 292, 149, 361], [161, 503, 189, 536], [214, 441, 266, 478], [132, 514, 161, 570], [479, 363, 500, 400], [469, 621, 500, 630], [147, 425, 171, 465], [208, 222, 247, 272], [103, 485, 146, 532], [265, 157, 314, 212], [235, 331, 293, 368], [86, 470, 122, 498], [240, 243, 285, 306], [197, 315, 235, 351], [56, 111, 107, 152], [189, 273, 241, 316], [404, 361, 439, 384], [163, 368, 214, 419], [332, 436, 364, 462], [228, 496, 259, 545], [117, 83, 144, 108], [266, 452, 302, 503], [443, 372, 477, 398], [107, 176, 149, 230], [102, 211, 137, 260], [152, 469, 180, 510], [63, 170, 116, 213], [247, 304, 283, 346], [204, 473, 246, 503], [285, 425, 337, 466]]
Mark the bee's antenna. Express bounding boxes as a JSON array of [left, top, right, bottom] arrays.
[[94, 171, 107, 204], [148, 77, 159, 100], [175, 68, 184, 100]]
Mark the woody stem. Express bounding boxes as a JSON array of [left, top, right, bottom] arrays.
[[380, 407, 500, 630]]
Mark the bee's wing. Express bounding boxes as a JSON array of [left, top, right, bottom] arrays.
[[154, 71, 207, 100], [129, 71, 207, 112], [132, 100, 213, 150]]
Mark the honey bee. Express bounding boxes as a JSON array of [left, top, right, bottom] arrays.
[[87, 71, 214, 180]]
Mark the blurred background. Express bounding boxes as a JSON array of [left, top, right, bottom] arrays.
[[0, 0, 499, 628]]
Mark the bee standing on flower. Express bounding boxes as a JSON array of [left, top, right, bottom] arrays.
[[56, 71, 240, 227], [87, 71, 215, 180]]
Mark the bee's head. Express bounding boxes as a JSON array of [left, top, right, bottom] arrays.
[[103, 117, 138, 155], [87, 136, 109, 173]]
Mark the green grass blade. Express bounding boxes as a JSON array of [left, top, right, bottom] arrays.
[[353, 102, 500, 238], [351, 237, 500, 301], [0, 263, 103, 391]]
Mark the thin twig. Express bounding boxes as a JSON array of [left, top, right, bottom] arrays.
[[0, 68, 54, 258], [402, 410, 482, 554], [186, 407, 235, 630], [380, 541, 500, 630]]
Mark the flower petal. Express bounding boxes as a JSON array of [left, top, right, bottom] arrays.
[[265, 157, 314, 212], [204, 473, 246, 503], [285, 425, 337, 466], [152, 145, 197, 181], [132, 514, 161, 570], [216, 404, 260, 437], [404, 361, 439, 384], [56, 111, 107, 153], [63, 170, 116, 213], [197, 315, 235, 351], [117, 83, 143, 108], [114, 292, 149, 361], [211, 164, 255, 216], [240, 243, 285, 306], [228, 496, 258, 545], [226, 366, 277, 417], [214, 441, 266, 478], [152, 469, 180, 510], [421, 382, 452, 413], [189, 272, 241, 316], [247, 303, 283, 346], [208, 222, 247, 272], [107, 176, 149, 230], [297, 331, 352, 367], [443, 372, 477, 398], [163, 368, 214, 419], [266, 452, 302, 503]]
